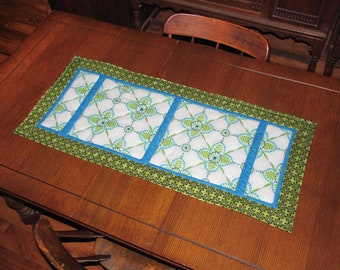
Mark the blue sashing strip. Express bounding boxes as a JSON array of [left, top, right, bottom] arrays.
[[38, 69, 88, 128], [236, 121, 267, 195], [37, 68, 296, 208], [143, 96, 181, 163], [61, 75, 105, 135]]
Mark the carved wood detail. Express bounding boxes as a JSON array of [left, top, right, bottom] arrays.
[[250, 0, 264, 11], [4, 196, 41, 225], [273, 8, 318, 27]]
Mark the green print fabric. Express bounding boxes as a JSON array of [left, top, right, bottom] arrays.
[[15, 56, 316, 232]]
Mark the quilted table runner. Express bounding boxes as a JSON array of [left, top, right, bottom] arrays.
[[15, 56, 316, 232]]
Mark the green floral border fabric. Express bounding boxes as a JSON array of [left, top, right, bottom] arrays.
[[15, 56, 316, 232]]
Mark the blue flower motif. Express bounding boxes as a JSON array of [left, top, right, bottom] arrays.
[[127, 96, 157, 120], [198, 142, 233, 172], [88, 109, 117, 135], [181, 112, 213, 138]]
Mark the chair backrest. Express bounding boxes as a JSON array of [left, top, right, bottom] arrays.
[[163, 13, 270, 61], [33, 218, 110, 270], [33, 218, 175, 270]]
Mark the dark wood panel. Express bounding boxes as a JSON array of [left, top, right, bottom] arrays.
[[271, 0, 337, 29], [48, 0, 133, 27]]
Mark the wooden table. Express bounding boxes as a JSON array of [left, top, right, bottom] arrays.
[[0, 11, 339, 270]]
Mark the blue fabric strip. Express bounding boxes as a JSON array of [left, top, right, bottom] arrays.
[[142, 96, 182, 163], [61, 75, 105, 135], [236, 121, 268, 195]]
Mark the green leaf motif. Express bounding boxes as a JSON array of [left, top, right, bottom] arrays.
[[199, 149, 210, 160], [225, 114, 239, 124], [76, 86, 88, 96], [161, 158, 191, 176], [213, 143, 224, 154], [54, 103, 66, 113], [114, 139, 124, 149], [161, 137, 174, 148], [221, 155, 232, 164], [127, 102, 137, 111], [103, 110, 113, 119], [202, 123, 213, 133], [119, 84, 134, 93], [262, 141, 277, 152], [145, 106, 156, 115], [111, 139, 130, 155], [94, 92, 106, 101], [238, 134, 252, 145], [182, 119, 192, 128], [93, 125, 103, 134], [173, 159, 184, 170], [263, 169, 277, 181], [196, 113, 205, 122], [207, 161, 218, 171], [140, 130, 153, 142], [258, 132, 278, 157], [89, 115, 100, 125]]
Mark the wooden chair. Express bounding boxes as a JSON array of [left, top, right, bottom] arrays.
[[33, 218, 177, 270], [33, 218, 110, 270], [163, 13, 270, 61], [4, 197, 176, 270], [4, 197, 175, 270]]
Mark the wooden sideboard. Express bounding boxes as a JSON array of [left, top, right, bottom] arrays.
[[130, 0, 340, 72]]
